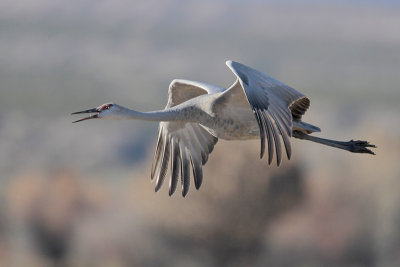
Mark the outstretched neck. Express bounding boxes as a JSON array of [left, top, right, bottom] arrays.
[[112, 105, 184, 122]]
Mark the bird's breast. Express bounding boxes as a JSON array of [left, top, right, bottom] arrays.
[[200, 106, 260, 140]]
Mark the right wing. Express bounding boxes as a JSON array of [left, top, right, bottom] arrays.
[[151, 79, 221, 197], [224, 60, 310, 166]]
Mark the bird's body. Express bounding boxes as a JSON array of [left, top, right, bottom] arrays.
[[72, 60, 375, 196], [161, 88, 259, 140], [160, 82, 318, 141]]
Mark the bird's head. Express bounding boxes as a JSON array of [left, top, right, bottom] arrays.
[[71, 103, 124, 123]]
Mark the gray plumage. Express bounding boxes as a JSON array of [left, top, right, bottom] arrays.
[[72, 60, 376, 197]]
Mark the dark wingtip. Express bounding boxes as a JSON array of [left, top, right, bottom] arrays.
[[194, 181, 201, 190], [276, 159, 281, 167], [254, 109, 266, 159]]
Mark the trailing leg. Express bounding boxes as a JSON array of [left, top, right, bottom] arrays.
[[292, 131, 376, 155]]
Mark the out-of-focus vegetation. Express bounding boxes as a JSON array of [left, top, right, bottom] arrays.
[[0, 0, 399, 266]]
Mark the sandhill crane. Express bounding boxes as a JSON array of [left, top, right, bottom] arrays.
[[72, 60, 375, 196]]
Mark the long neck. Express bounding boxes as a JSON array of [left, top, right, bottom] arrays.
[[117, 106, 185, 122]]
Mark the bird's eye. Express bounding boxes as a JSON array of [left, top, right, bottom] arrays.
[[105, 106, 110, 110]]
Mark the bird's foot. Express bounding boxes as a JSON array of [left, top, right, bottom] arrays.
[[347, 140, 376, 155]]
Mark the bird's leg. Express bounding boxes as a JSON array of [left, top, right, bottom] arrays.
[[292, 131, 376, 155]]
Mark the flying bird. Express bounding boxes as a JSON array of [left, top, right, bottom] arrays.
[[72, 60, 375, 196]]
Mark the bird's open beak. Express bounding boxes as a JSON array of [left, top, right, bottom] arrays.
[[71, 108, 99, 123]]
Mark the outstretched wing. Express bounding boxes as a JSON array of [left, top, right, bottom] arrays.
[[225, 60, 310, 166], [151, 79, 221, 197]]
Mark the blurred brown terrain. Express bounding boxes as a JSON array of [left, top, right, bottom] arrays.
[[0, 0, 400, 266]]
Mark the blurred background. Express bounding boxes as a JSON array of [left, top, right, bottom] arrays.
[[0, 0, 399, 266]]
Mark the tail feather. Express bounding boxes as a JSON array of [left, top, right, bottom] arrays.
[[293, 121, 321, 134]]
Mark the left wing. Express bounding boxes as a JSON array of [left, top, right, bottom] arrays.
[[151, 79, 221, 197]]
